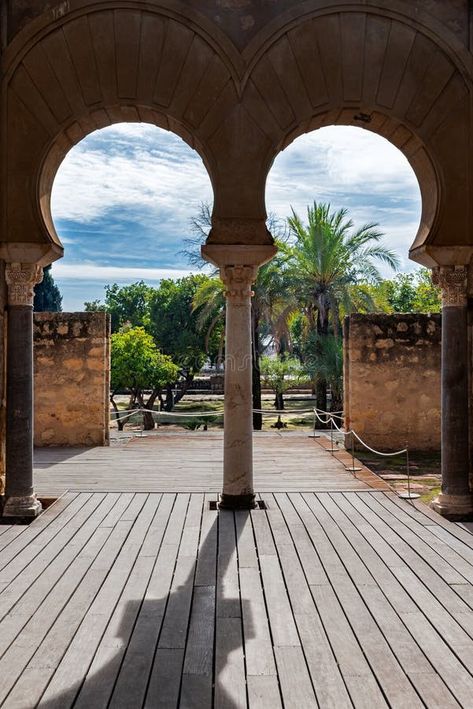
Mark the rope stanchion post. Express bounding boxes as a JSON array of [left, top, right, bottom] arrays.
[[326, 415, 338, 453], [399, 442, 420, 500], [308, 409, 320, 439], [346, 430, 362, 476]]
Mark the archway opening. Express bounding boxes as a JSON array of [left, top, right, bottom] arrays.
[[37, 122, 220, 447], [264, 126, 440, 494], [267, 125, 422, 268]]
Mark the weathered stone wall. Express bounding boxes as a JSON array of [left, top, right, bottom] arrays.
[[34, 313, 110, 447], [344, 314, 441, 452]]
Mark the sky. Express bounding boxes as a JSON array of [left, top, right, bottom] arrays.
[[50, 123, 422, 311]]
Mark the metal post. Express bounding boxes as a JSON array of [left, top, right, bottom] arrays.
[[327, 415, 337, 453], [345, 431, 362, 475], [308, 409, 320, 439], [399, 443, 419, 500]]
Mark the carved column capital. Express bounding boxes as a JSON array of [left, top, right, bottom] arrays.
[[5, 263, 43, 307], [432, 266, 468, 307], [221, 265, 258, 305]]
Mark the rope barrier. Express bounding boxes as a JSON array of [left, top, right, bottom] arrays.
[[110, 404, 415, 500]]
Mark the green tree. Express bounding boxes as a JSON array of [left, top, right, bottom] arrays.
[[260, 356, 302, 412], [85, 281, 154, 332], [287, 202, 399, 412], [369, 269, 441, 313], [111, 326, 179, 430], [149, 275, 222, 409], [34, 265, 62, 312]]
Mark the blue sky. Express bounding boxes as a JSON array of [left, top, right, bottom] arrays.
[[51, 123, 422, 311]]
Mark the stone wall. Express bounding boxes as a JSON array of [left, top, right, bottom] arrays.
[[34, 313, 110, 447], [343, 314, 441, 452]]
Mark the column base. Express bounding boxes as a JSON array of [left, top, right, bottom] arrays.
[[431, 493, 473, 521], [218, 493, 256, 510], [3, 495, 42, 518]]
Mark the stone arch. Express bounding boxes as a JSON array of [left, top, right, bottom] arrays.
[[2, 2, 240, 261], [243, 7, 471, 264]]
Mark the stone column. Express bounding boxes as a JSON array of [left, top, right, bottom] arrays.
[[432, 266, 473, 520], [202, 244, 277, 509], [220, 263, 258, 508], [3, 262, 43, 518]]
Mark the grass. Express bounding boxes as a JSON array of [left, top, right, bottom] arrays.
[[111, 395, 316, 431], [355, 449, 441, 504]]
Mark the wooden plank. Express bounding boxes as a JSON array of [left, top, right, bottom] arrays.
[[102, 494, 190, 707], [274, 646, 317, 709], [146, 648, 184, 709], [75, 495, 171, 709], [140, 495, 193, 708], [0, 492, 82, 575], [214, 617, 247, 709], [373, 493, 473, 582], [266, 494, 351, 709], [180, 494, 217, 705], [34, 432, 372, 495], [0, 493, 107, 618], [309, 584, 388, 708], [324, 494, 445, 683], [239, 566, 277, 677], [346, 494, 473, 664], [194, 493, 218, 587], [217, 510, 241, 620], [247, 675, 282, 709], [400, 612, 473, 708], [33, 495, 159, 707], [302, 495, 422, 707], [0, 494, 120, 671], [1, 509, 136, 707]]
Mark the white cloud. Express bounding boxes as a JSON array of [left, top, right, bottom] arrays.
[[51, 124, 213, 224], [53, 263, 206, 282], [266, 125, 422, 261]]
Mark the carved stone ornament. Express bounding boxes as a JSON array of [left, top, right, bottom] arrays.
[[221, 265, 258, 305], [5, 262, 43, 306], [432, 266, 468, 307]]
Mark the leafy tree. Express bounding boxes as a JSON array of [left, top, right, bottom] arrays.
[[149, 275, 222, 409], [260, 356, 302, 412], [34, 265, 62, 312], [111, 326, 179, 430], [287, 202, 399, 412], [85, 281, 154, 332], [192, 276, 225, 364], [368, 269, 441, 313], [84, 299, 106, 313]]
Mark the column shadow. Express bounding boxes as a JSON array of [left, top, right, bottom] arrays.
[[37, 510, 254, 709]]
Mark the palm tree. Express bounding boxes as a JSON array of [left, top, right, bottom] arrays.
[[192, 243, 296, 429], [288, 202, 399, 412]]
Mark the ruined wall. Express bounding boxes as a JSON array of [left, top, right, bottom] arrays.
[[34, 312, 110, 447], [344, 314, 441, 452]]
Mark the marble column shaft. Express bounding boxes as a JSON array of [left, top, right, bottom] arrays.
[[220, 265, 257, 508], [432, 266, 473, 520], [3, 262, 43, 517], [201, 244, 277, 509]]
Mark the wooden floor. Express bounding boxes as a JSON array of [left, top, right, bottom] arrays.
[[34, 431, 385, 495], [1, 490, 473, 707], [0, 433, 469, 707]]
